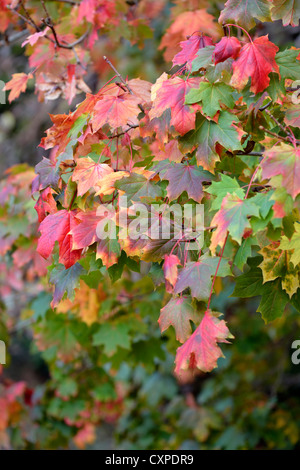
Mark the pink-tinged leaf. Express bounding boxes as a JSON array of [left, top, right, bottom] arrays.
[[163, 254, 181, 290], [35, 157, 60, 190], [210, 194, 259, 255], [173, 256, 230, 301], [214, 36, 241, 64], [173, 34, 213, 69], [21, 27, 49, 47], [261, 144, 300, 199], [37, 210, 82, 269], [150, 77, 200, 135], [72, 157, 113, 196], [3, 73, 33, 103], [230, 35, 279, 94], [175, 309, 233, 374], [284, 104, 300, 128], [71, 209, 121, 267], [159, 296, 200, 343], [91, 90, 141, 132], [161, 163, 211, 203]]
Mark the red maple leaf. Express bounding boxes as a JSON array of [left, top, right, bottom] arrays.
[[172, 34, 213, 69], [34, 187, 57, 222], [175, 310, 232, 374], [71, 209, 120, 267], [150, 76, 200, 135], [37, 210, 82, 269], [214, 36, 241, 64], [230, 35, 279, 94]]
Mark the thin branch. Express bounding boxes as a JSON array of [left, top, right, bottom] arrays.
[[109, 124, 139, 139], [103, 55, 134, 95], [8, 6, 41, 31], [259, 126, 296, 143]]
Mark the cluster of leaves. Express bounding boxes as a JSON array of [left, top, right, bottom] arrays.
[[1, 0, 300, 450]]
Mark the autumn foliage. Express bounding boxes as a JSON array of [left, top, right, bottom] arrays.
[[1, 0, 300, 450]]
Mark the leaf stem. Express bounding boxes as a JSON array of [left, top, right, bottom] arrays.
[[224, 23, 252, 43]]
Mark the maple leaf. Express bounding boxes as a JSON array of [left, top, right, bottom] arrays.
[[175, 310, 233, 374], [219, 0, 272, 29], [280, 223, 300, 267], [180, 112, 242, 172], [205, 173, 245, 210], [34, 187, 57, 222], [49, 263, 85, 308], [210, 194, 259, 255], [230, 36, 279, 94], [37, 210, 82, 269], [233, 257, 290, 323], [174, 256, 231, 300], [91, 89, 141, 132], [284, 104, 300, 128], [159, 296, 200, 343], [71, 209, 121, 267], [150, 76, 201, 136], [214, 36, 241, 64], [172, 34, 213, 69], [185, 82, 235, 118], [259, 243, 300, 298], [35, 157, 60, 190], [191, 46, 215, 72], [114, 173, 163, 202], [72, 157, 113, 197], [271, 0, 300, 26], [163, 254, 181, 291], [160, 163, 212, 203], [3, 73, 33, 103], [159, 9, 221, 62], [261, 144, 300, 199], [275, 49, 300, 80]]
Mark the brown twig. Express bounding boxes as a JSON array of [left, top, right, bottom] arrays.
[[103, 56, 134, 95]]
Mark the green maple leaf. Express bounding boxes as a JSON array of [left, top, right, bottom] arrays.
[[234, 237, 254, 270], [115, 173, 163, 202], [159, 296, 201, 343], [180, 112, 243, 172], [191, 46, 215, 72], [186, 82, 235, 118], [92, 321, 132, 356], [219, 0, 272, 29], [49, 263, 85, 308], [43, 312, 89, 353], [257, 279, 290, 323], [232, 257, 290, 322], [275, 49, 300, 80], [205, 173, 245, 210]]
